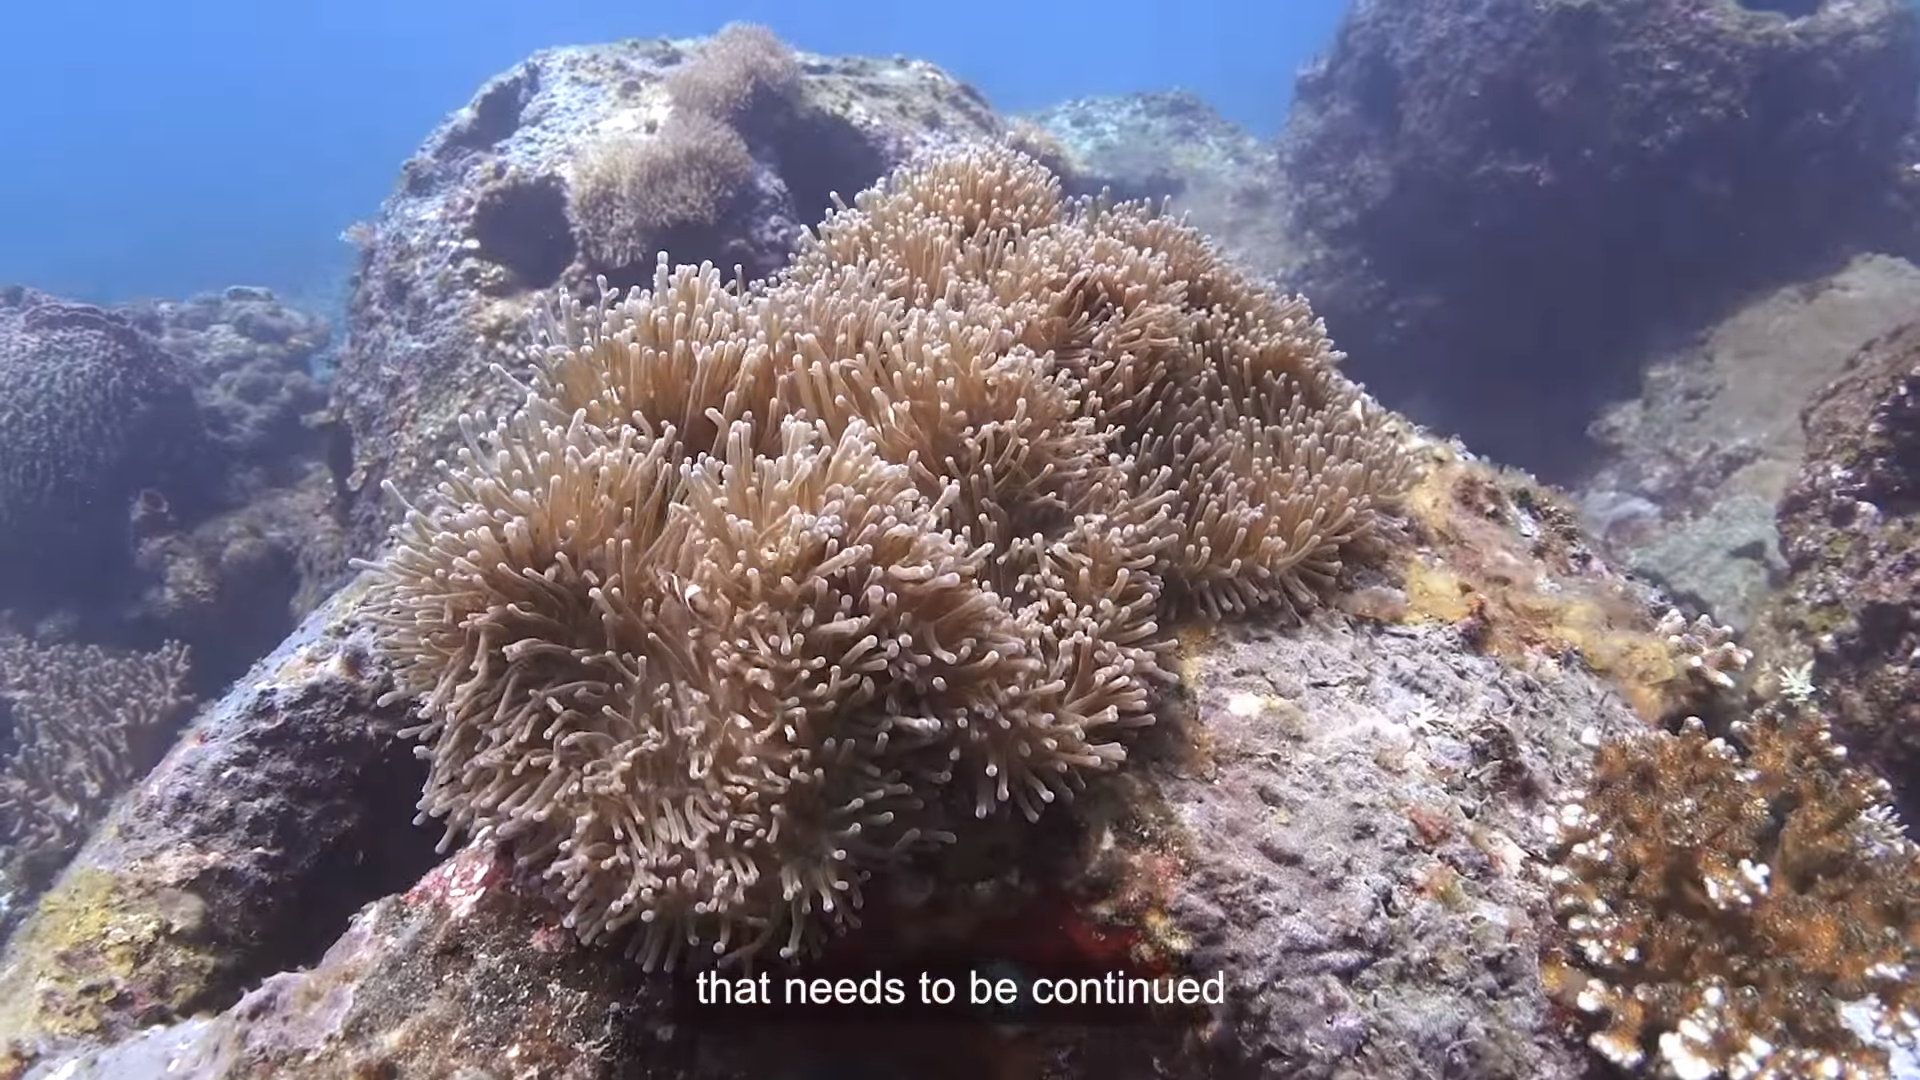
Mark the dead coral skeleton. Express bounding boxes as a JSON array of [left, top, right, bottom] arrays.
[[1546, 703, 1920, 1079], [362, 142, 1414, 970]]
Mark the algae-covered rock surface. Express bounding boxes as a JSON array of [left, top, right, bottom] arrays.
[[1754, 318, 1920, 821]]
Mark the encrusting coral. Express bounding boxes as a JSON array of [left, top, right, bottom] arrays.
[[1546, 702, 1920, 1079], [361, 142, 1413, 970]]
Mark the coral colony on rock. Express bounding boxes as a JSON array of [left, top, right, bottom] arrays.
[[356, 142, 1414, 971], [5, 9, 1920, 1080]]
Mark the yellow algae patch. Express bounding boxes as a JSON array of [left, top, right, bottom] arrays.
[[1374, 450, 1710, 723], [0, 866, 220, 1049]]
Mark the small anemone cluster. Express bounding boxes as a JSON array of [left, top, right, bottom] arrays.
[[361, 143, 1413, 970]]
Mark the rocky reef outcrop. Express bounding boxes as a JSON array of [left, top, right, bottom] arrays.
[[1577, 253, 1920, 630], [0, 285, 348, 937], [0, 467, 1666, 1080], [1279, 0, 1920, 478], [331, 34, 1012, 560], [1025, 91, 1296, 282], [1755, 318, 1920, 821]]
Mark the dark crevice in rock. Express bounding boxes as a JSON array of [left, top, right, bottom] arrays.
[[767, 106, 889, 227], [471, 175, 576, 290], [443, 67, 535, 154]]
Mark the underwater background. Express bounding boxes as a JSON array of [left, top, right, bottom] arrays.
[[4, 1, 1920, 1077], [0, 0, 1342, 307]]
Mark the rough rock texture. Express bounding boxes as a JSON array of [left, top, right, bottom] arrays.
[[0, 441, 1698, 1080], [1162, 615, 1613, 1078], [8, 610, 1622, 1080], [1753, 318, 1920, 820], [332, 37, 1007, 559], [0, 579, 442, 1070], [5, 840, 1189, 1080], [11, 847, 667, 1080], [122, 476, 347, 696], [1279, 0, 1920, 479], [1577, 253, 1920, 629], [1026, 92, 1296, 282]]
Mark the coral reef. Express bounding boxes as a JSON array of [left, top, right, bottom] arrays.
[[125, 485, 341, 695], [0, 284, 347, 702], [17, 25, 1920, 1080], [0, 586, 440, 1058], [1755, 317, 1920, 820], [1545, 705, 1920, 1078], [118, 285, 332, 489], [0, 636, 193, 916], [110, 286, 348, 688], [1279, 0, 1919, 478], [0, 289, 213, 603], [358, 142, 1412, 971]]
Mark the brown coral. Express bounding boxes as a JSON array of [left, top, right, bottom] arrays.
[[1546, 706, 1920, 1079], [362, 143, 1412, 969]]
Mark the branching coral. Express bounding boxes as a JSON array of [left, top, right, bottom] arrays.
[[0, 636, 194, 890], [1546, 704, 1920, 1079], [363, 143, 1413, 969], [1657, 609, 1752, 694]]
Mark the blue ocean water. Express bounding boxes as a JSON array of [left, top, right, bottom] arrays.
[[0, 0, 1343, 309]]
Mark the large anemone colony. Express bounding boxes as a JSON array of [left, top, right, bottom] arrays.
[[360, 143, 1413, 970]]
